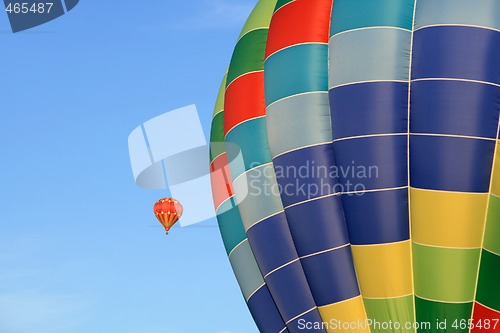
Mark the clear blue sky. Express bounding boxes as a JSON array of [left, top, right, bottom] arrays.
[[0, 1, 259, 332]]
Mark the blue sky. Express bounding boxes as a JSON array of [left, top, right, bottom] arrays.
[[0, 1, 259, 332]]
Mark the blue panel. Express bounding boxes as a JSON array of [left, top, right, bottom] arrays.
[[410, 136, 496, 192], [411, 80, 500, 139], [247, 213, 299, 276], [226, 118, 272, 175], [412, 26, 500, 85], [265, 44, 329, 106], [342, 189, 410, 245], [329, 82, 409, 140], [285, 195, 350, 256], [248, 285, 287, 333], [273, 144, 339, 207], [333, 135, 408, 190], [301, 247, 361, 306], [217, 198, 247, 254], [287, 305, 327, 333], [329, 28, 411, 87], [265, 261, 322, 326]]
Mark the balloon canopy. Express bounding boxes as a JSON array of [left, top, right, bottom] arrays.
[[210, 1, 500, 333]]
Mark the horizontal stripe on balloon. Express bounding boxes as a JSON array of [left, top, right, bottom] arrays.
[[475, 250, 500, 311], [329, 28, 411, 88], [216, 198, 247, 255], [484, 195, 500, 254], [329, 82, 409, 140], [265, 0, 331, 58], [415, 297, 473, 333], [248, 285, 290, 333], [415, 0, 500, 31], [410, 136, 496, 193], [411, 26, 500, 85], [229, 240, 267, 300], [330, 0, 414, 36]]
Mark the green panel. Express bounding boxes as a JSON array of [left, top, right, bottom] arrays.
[[227, 29, 268, 86], [238, 0, 277, 39], [484, 195, 500, 255], [415, 297, 473, 333], [476, 250, 500, 311], [413, 243, 480, 302], [364, 295, 415, 333], [213, 74, 227, 117], [274, 0, 293, 12], [330, 0, 415, 36], [210, 113, 225, 161], [217, 198, 247, 255]]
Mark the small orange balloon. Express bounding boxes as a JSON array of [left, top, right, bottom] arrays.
[[153, 198, 183, 235]]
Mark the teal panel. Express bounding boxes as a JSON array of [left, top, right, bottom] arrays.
[[233, 164, 284, 230], [266, 92, 332, 157], [217, 198, 248, 255], [229, 240, 265, 300], [415, 0, 500, 31], [329, 28, 412, 88], [265, 44, 329, 106], [225, 118, 273, 179], [330, 0, 415, 36]]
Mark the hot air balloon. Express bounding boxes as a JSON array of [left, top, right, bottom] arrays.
[[210, 1, 500, 333], [154, 198, 183, 234]]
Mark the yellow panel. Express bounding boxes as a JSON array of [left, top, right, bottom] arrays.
[[351, 241, 412, 299], [410, 188, 488, 248], [318, 296, 371, 333], [492, 142, 500, 196]]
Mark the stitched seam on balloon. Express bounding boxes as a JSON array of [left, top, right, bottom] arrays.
[[265, 42, 329, 61], [408, 3, 418, 330], [215, 195, 234, 213], [237, 27, 270, 43], [332, 133, 407, 143], [225, 69, 263, 90], [285, 306, 317, 325], [317, 295, 363, 308], [410, 186, 489, 195], [224, 115, 266, 139], [351, 239, 411, 248], [283, 192, 341, 210], [210, 152, 226, 165], [492, 193, 500, 199], [329, 26, 412, 40], [414, 24, 500, 34], [343, 186, 409, 196], [232, 162, 274, 185], [363, 293, 414, 300], [264, 258, 301, 279], [412, 240, 481, 250], [299, 244, 351, 260], [476, 301, 500, 314], [278, 326, 288, 333], [271, 141, 332, 160], [266, 90, 329, 109], [330, 79, 408, 90], [469, 119, 500, 332], [212, 108, 224, 119], [245, 282, 266, 302], [273, 0, 296, 17], [228, 238, 249, 258], [245, 210, 286, 232], [415, 295, 473, 304], [412, 78, 500, 88], [411, 133, 496, 142], [483, 247, 500, 257]]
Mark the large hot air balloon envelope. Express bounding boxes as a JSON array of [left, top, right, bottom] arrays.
[[210, 1, 500, 332]]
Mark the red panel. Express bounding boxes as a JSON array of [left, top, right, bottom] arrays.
[[266, 0, 333, 58], [224, 72, 265, 135], [471, 302, 500, 333], [210, 153, 234, 211]]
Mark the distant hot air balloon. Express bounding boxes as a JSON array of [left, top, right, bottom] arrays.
[[209, 0, 500, 333], [153, 198, 183, 235]]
